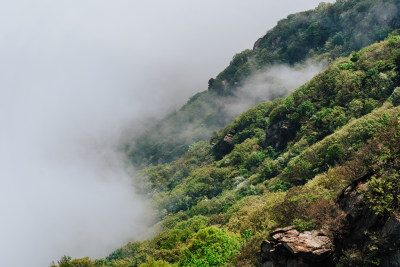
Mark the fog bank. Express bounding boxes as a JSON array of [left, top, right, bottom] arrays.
[[223, 61, 326, 118]]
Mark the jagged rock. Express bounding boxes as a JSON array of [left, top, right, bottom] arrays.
[[223, 133, 234, 144], [212, 131, 236, 160], [257, 226, 333, 267], [258, 174, 400, 266], [253, 38, 262, 51], [335, 175, 400, 265], [265, 121, 297, 151]]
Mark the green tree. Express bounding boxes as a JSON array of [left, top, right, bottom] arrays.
[[180, 227, 242, 266]]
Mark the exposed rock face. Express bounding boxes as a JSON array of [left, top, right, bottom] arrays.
[[212, 131, 235, 160], [258, 175, 400, 266], [335, 176, 400, 266], [253, 38, 262, 51], [223, 133, 234, 144], [265, 121, 297, 151], [257, 226, 333, 267]]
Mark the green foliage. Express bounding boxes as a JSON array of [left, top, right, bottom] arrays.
[[179, 227, 242, 266], [212, 102, 271, 160], [349, 99, 364, 117], [241, 229, 253, 242], [365, 174, 399, 215], [269, 179, 294, 192], [312, 108, 341, 136], [114, 39, 400, 267], [212, 50, 255, 91], [53, 256, 96, 267], [139, 258, 176, 267], [235, 184, 261, 199], [57, 256, 71, 267], [332, 32, 344, 46], [129, 0, 400, 168], [64, 3, 400, 266], [325, 144, 344, 165], [282, 96, 295, 113], [365, 67, 378, 77], [151, 215, 208, 252], [143, 141, 213, 192], [350, 53, 361, 63], [226, 193, 284, 234], [297, 100, 316, 117], [69, 258, 95, 267], [188, 192, 236, 217], [362, 116, 400, 215], [339, 61, 354, 70], [292, 218, 316, 232], [223, 138, 262, 168], [389, 87, 400, 106], [94, 259, 106, 267], [387, 34, 400, 47]]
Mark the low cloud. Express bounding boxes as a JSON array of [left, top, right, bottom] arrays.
[[0, 50, 155, 266], [223, 61, 326, 118]]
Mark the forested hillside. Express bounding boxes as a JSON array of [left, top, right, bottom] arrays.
[[52, 0, 400, 266], [55, 34, 400, 266], [128, 0, 400, 167]]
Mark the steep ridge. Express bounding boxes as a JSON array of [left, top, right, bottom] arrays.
[[128, 0, 400, 168], [52, 35, 400, 266], [133, 36, 400, 266], [50, 1, 400, 266]]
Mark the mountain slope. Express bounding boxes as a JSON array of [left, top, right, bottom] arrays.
[[128, 0, 400, 168], [50, 1, 400, 266], [51, 35, 400, 267], [129, 36, 400, 266]]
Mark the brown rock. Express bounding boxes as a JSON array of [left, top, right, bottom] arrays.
[[223, 133, 234, 144], [258, 226, 333, 266]]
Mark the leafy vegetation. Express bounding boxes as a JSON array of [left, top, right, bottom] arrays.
[[54, 1, 400, 266], [55, 34, 400, 266], [128, 0, 400, 167]]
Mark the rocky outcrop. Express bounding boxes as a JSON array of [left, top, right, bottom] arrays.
[[253, 38, 262, 51], [223, 133, 234, 144], [265, 121, 297, 151], [257, 226, 333, 267], [335, 175, 400, 266], [258, 175, 400, 266], [212, 131, 236, 160]]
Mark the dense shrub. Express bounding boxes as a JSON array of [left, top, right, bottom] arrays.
[[179, 227, 242, 266]]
